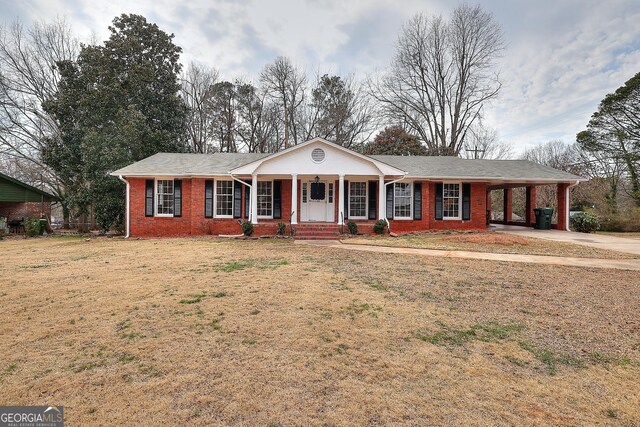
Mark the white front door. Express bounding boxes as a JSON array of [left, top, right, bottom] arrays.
[[301, 180, 335, 222]]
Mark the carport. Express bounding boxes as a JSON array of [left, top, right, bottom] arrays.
[[487, 181, 581, 231]]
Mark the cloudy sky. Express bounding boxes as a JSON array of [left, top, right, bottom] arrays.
[[3, 0, 640, 154]]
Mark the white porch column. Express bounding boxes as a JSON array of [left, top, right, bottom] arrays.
[[290, 174, 298, 224], [378, 175, 385, 220], [251, 173, 258, 224], [338, 174, 345, 225]]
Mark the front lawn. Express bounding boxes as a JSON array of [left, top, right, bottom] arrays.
[[346, 231, 638, 259], [0, 237, 638, 425]]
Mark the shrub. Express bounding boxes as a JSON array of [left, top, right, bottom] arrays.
[[570, 211, 600, 233], [0, 217, 7, 240], [22, 218, 41, 237], [347, 221, 358, 235], [241, 220, 254, 236], [598, 208, 640, 232], [373, 219, 387, 235], [277, 221, 286, 236]]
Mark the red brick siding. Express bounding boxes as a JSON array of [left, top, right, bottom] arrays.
[[556, 182, 568, 230], [129, 178, 192, 237], [127, 178, 490, 237], [0, 201, 52, 221], [424, 182, 487, 231]]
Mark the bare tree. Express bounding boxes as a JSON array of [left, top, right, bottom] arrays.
[[180, 62, 219, 153], [235, 81, 280, 153], [210, 81, 238, 153], [0, 18, 78, 169], [521, 140, 581, 173], [260, 56, 306, 149], [461, 122, 513, 159], [306, 73, 377, 149], [0, 18, 78, 225], [370, 5, 504, 155], [521, 140, 587, 212]]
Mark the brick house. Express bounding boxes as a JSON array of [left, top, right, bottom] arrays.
[[111, 138, 585, 239], [0, 172, 58, 227]]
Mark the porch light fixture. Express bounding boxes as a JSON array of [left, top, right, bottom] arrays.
[[314, 176, 320, 184]]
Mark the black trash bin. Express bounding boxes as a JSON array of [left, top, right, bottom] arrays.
[[533, 208, 553, 230]]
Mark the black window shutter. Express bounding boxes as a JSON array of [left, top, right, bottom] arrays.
[[462, 183, 471, 220], [368, 181, 377, 220], [386, 184, 394, 219], [233, 181, 242, 219], [273, 180, 282, 219], [145, 179, 154, 217], [413, 182, 422, 220], [343, 180, 349, 220], [173, 180, 182, 217], [435, 182, 443, 220], [204, 180, 213, 218], [244, 180, 251, 218]]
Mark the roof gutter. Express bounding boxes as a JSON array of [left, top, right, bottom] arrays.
[[565, 180, 580, 232], [117, 175, 130, 238], [231, 175, 252, 222]]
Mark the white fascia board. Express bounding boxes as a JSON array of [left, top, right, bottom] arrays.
[[405, 176, 588, 183]]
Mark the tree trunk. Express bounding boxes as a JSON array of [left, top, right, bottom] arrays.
[[62, 201, 71, 229], [77, 213, 89, 233], [622, 155, 640, 207]]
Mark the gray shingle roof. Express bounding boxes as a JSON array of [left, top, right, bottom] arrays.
[[111, 153, 270, 176], [111, 152, 584, 182], [370, 155, 584, 181]]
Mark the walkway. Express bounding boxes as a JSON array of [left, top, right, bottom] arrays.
[[493, 224, 640, 256], [294, 240, 640, 271]]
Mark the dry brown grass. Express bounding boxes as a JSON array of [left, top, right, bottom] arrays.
[[347, 231, 638, 259], [0, 236, 639, 426]]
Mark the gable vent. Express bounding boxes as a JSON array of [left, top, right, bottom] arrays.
[[311, 148, 325, 163]]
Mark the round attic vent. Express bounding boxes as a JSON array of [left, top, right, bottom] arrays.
[[311, 147, 325, 163]]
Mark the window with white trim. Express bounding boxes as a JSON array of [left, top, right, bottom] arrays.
[[443, 183, 461, 219], [328, 183, 334, 203], [257, 181, 273, 217], [302, 182, 308, 203], [394, 182, 412, 219], [349, 181, 367, 218], [156, 179, 174, 216], [216, 180, 233, 217]]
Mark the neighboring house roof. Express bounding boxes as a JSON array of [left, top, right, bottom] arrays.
[[0, 172, 59, 202], [111, 144, 584, 183]]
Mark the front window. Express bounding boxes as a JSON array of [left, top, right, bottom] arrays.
[[156, 179, 174, 216], [394, 182, 412, 219], [216, 180, 233, 217], [257, 181, 273, 217], [349, 182, 367, 218], [443, 183, 461, 219]]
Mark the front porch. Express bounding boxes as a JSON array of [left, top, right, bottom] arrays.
[[239, 174, 389, 226]]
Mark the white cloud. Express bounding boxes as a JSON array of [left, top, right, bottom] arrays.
[[4, 0, 640, 155]]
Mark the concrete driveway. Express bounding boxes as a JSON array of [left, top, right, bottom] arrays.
[[493, 224, 640, 256]]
